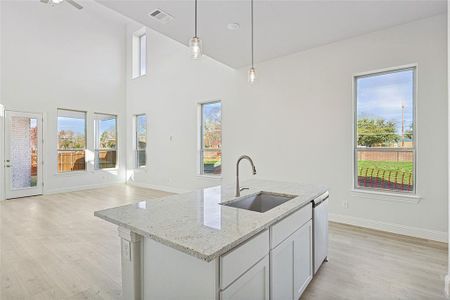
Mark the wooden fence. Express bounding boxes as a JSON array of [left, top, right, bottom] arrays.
[[357, 150, 413, 162], [58, 151, 86, 172]]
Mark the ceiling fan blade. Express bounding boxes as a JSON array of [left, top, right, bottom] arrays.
[[66, 0, 83, 9], [40, 0, 50, 3]]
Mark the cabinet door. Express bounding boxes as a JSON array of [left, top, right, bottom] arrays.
[[271, 220, 313, 300], [220, 255, 269, 300], [293, 220, 313, 299]]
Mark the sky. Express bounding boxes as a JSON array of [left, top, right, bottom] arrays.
[[203, 102, 222, 124], [357, 69, 414, 134], [58, 116, 116, 136], [58, 117, 85, 135]]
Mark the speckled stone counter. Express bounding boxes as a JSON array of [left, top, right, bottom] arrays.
[[94, 179, 328, 262]]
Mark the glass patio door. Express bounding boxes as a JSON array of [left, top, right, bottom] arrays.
[[4, 111, 43, 199]]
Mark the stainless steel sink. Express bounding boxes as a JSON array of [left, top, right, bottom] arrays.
[[221, 191, 297, 213]]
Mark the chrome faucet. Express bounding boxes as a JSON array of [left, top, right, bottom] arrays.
[[235, 155, 257, 197]]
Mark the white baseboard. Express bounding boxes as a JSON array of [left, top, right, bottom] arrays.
[[45, 181, 125, 194], [329, 213, 448, 243], [127, 180, 190, 194]]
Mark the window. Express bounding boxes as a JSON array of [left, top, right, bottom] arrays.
[[354, 67, 416, 193], [94, 113, 117, 169], [200, 101, 222, 175], [132, 29, 147, 78], [57, 109, 86, 173], [139, 34, 147, 76], [135, 114, 147, 168]]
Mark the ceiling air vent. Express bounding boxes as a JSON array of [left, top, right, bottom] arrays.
[[148, 9, 174, 24]]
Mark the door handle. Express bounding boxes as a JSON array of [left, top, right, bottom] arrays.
[[5, 165, 10, 168]]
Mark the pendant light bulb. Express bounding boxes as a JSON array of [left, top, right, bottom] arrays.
[[248, 67, 256, 83], [190, 36, 202, 59], [190, 0, 202, 60], [248, 0, 256, 84]]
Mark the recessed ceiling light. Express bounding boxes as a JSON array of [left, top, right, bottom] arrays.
[[227, 23, 240, 31]]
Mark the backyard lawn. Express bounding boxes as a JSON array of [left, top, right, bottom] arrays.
[[358, 160, 413, 172]]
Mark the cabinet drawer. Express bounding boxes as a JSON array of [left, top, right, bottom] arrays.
[[220, 230, 270, 289], [270, 203, 312, 249]]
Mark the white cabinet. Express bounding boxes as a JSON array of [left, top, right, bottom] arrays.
[[220, 230, 269, 289], [221, 255, 270, 300], [270, 220, 313, 300]]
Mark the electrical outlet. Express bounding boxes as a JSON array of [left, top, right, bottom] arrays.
[[343, 200, 349, 209]]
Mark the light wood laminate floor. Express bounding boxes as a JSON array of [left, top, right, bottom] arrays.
[[1, 185, 447, 299]]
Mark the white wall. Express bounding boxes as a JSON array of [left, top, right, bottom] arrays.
[[125, 22, 236, 192], [224, 14, 448, 241], [126, 15, 447, 241], [1, 1, 127, 194]]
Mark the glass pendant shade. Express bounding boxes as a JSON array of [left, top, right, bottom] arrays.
[[190, 36, 202, 59], [248, 67, 256, 83]]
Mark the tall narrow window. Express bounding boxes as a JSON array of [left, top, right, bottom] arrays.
[[57, 109, 86, 173], [94, 113, 117, 169], [200, 101, 222, 175], [135, 114, 147, 168], [354, 67, 416, 193], [132, 29, 147, 78], [139, 34, 147, 76]]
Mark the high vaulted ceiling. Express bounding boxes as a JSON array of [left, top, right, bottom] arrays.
[[97, 0, 447, 68]]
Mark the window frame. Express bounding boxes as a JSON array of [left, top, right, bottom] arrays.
[[93, 113, 118, 170], [56, 108, 87, 174], [134, 114, 147, 169], [139, 33, 147, 77], [198, 100, 222, 177], [132, 28, 147, 79], [352, 65, 418, 195]]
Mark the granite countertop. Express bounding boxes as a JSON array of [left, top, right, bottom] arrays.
[[94, 179, 328, 262]]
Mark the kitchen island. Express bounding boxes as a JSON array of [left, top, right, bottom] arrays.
[[95, 179, 328, 300]]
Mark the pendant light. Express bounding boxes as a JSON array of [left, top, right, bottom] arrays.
[[248, 0, 256, 83], [189, 0, 202, 59]]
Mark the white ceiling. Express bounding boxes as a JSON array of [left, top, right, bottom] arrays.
[[97, 0, 447, 68]]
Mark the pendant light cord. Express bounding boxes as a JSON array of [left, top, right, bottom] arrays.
[[195, 0, 198, 38], [251, 0, 254, 68]]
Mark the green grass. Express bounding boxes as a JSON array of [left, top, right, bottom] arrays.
[[358, 160, 413, 184]]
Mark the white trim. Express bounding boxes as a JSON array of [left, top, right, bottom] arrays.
[[329, 213, 447, 243], [45, 181, 125, 194], [0, 104, 4, 201], [127, 180, 189, 194], [196, 174, 223, 180], [351, 189, 421, 204]]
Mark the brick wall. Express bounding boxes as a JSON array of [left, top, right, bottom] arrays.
[[10, 117, 31, 189]]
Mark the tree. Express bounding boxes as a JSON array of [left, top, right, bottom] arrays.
[[357, 118, 399, 147], [404, 123, 413, 140]]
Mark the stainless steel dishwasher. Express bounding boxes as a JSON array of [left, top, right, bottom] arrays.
[[313, 192, 329, 274]]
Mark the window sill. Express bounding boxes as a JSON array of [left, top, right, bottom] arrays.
[[197, 174, 223, 180], [351, 188, 421, 204], [131, 74, 147, 80], [134, 166, 147, 171], [95, 167, 119, 172], [55, 170, 88, 177]]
